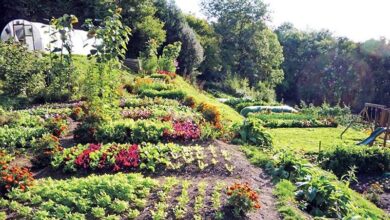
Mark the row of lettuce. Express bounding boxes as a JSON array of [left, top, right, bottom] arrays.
[[235, 116, 389, 219]]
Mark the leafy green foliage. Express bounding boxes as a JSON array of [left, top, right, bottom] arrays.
[[269, 150, 312, 182], [5, 173, 156, 218], [173, 180, 191, 219], [274, 180, 306, 220], [0, 126, 47, 149], [275, 23, 390, 110], [139, 89, 186, 100], [185, 14, 222, 81], [0, 41, 46, 97], [83, 7, 131, 105], [319, 145, 390, 177], [242, 145, 388, 219], [158, 41, 182, 73], [31, 134, 62, 167], [139, 39, 159, 74], [296, 175, 351, 217], [233, 117, 272, 147], [154, 0, 204, 75], [202, 0, 284, 92]]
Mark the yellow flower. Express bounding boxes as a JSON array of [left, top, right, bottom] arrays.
[[70, 15, 78, 24]]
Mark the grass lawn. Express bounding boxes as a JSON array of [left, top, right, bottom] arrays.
[[268, 127, 368, 153]]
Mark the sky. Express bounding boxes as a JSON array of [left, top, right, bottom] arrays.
[[175, 0, 390, 42]]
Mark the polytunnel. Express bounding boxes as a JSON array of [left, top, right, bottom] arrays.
[[1, 19, 98, 55]]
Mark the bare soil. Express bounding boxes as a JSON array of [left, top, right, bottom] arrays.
[[353, 174, 390, 214]]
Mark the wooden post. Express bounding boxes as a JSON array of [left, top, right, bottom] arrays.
[[384, 108, 390, 148]]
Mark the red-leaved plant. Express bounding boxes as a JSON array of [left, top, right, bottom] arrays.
[[75, 144, 102, 169], [164, 119, 201, 141], [112, 144, 139, 171]]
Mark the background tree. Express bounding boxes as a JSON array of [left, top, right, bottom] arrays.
[[201, 0, 284, 99], [275, 23, 390, 110], [154, 0, 204, 76], [185, 14, 222, 81]]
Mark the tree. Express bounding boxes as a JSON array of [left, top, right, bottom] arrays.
[[201, 0, 284, 91], [154, 0, 204, 76], [275, 23, 390, 110], [185, 14, 222, 81]]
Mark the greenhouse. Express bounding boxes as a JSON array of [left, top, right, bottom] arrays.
[[0, 19, 97, 55]]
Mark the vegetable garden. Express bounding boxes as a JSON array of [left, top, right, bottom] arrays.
[[0, 2, 389, 220]]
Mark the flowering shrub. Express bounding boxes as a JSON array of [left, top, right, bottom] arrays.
[[70, 105, 85, 121], [197, 102, 222, 128], [157, 70, 176, 78], [45, 114, 68, 137], [227, 182, 260, 217], [122, 108, 152, 120], [31, 133, 63, 167], [1, 152, 34, 195], [134, 78, 153, 91], [164, 119, 201, 141]]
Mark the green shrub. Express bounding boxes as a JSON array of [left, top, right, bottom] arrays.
[[139, 89, 186, 100], [74, 112, 106, 144], [0, 41, 47, 96], [197, 102, 222, 128], [319, 145, 390, 177], [182, 96, 197, 108], [150, 74, 170, 81], [31, 133, 62, 167], [0, 110, 42, 128], [139, 40, 159, 74], [158, 42, 181, 73], [243, 146, 388, 219], [299, 102, 353, 127], [233, 118, 272, 148]]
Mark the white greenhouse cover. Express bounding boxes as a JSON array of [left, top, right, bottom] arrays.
[[1, 19, 98, 55]]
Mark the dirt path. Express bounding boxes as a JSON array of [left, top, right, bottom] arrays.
[[214, 140, 280, 220]]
